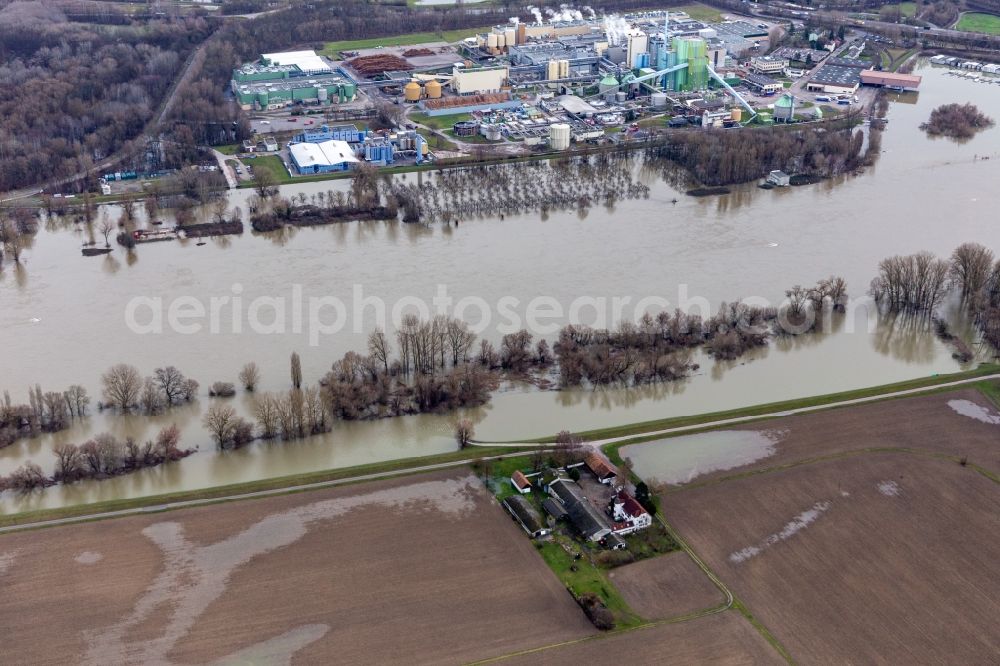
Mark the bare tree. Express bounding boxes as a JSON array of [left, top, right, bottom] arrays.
[[203, 404, 237, 448], [950, 243, 995, 300], [238, 362, 261, 392], [0, 216, 25, 263], [64, 385, 90, 417], [140, 377, 162, 414], [446, 319, 477, 366], [253, 169, 278, 199], [154, 366, 188, 405], [290, 352, 302, 390], [253, 393, 281, 439], [454, 419, 475, 449], [53, 443, 84, 482], [97, 213, 114, 248], [368, 328, 391, 373], [101, 363, 142, 411]]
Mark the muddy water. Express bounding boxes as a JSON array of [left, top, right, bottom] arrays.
[[0, 64, 998, 512], [620, 429, 783, 486]]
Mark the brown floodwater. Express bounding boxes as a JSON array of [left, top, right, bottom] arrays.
[[0, 64, 997, 512]]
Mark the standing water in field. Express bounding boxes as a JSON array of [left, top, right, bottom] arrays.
[[947, 399, 1000, 425], [620, 429, 785, 486]]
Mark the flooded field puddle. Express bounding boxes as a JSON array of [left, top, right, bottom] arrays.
[[947, 399, 1000, 425], [75, 551, 103, 565], [729, 500, 832, 564], [82, 475, 479, 665], [877, 480, 901, 497], [214, 624, 329, 666], [621, 429, 785, 486]]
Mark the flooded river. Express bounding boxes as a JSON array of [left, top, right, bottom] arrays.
[[1, 64, 998, 512]]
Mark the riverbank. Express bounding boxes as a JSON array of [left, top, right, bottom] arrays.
[[497, 363, 1000, 445]]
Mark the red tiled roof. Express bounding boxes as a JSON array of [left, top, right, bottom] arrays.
[[585, 452, 617, 479], [511, 470, 531, 489], [616, 490, 647, 518]]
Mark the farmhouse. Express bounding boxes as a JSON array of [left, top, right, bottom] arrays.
[[502, 495, 549, 538], [584, 452, 618, 485], [610, 490, 653, 535], [511, 470, 532, 494], [548, 478, 612, 542]]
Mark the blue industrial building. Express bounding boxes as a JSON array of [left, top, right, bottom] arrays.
[[295, 124, 366, 144]]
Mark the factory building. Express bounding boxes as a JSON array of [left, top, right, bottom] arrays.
[[664, 36, 708, 92], [289, 140, 359, 174], [803, 57, 868, 94], [294, 124, 366, 144], [451, 64, 509, 95], [231, 51, 357, 110], [743, 72, 783, 95]]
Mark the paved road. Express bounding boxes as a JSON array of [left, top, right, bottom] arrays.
[[474, 373, 1000, 450], [0, 450, 541, 536]]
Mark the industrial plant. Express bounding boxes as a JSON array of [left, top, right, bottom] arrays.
[[228, 6, 924, 177]]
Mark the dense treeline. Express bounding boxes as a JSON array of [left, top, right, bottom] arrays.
[[0, 425, 192, 493], [871, 242, 1000, 352], [1, 384, 89, 448], [645, 124, 865, 187], [920, 103, 995, 140], [0, 3, 214, 191]]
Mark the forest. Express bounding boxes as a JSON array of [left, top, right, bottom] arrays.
[[645, 122, 866, 187], [0, 1, 214, 191]]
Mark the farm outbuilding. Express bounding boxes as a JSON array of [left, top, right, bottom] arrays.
[[503, 495, 549, 538]]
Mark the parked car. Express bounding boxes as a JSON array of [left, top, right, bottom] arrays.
[[259, 120, 271, 125]]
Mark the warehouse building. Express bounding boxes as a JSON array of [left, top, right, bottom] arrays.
[[231, 51, 358, 110], [859, 70, 922, 91], [288, 140, 359, 174], [805, 63, 863, 95], [451, 64, 509, 95], [744, 72, 783, 95]]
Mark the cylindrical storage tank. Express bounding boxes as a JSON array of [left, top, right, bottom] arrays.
[[651, 92, 668, 109], [549, 123, 570, 150], [496, 33, 506, 49], [342, 82, 357, 99], [504, 28, 516, 47], [425, 80, 442, 99], [598, 75, 619, 95], [404, 80, 421, 103], [480, 124, 502, 141], [317, 87, 329, 103], [615, 91, 627, 103], [487, 33, 499, 50], [731, 107, 743, 122]]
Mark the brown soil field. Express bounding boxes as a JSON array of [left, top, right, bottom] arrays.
[[666, 452, 1000, 664], [662, 389, 1000, 489], [0, 470, 595, 665], [608, 551, 726, 620], [503, 610, 784, 665]]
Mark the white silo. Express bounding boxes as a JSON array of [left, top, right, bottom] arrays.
[[549, 123, 571, 150]]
